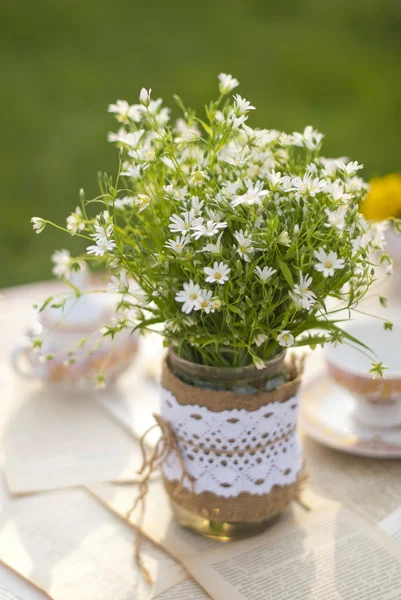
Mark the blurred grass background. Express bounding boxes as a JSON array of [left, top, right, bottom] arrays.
[[1, 0, 401, 288]]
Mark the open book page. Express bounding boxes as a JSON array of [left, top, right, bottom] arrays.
[[301, 436, 401, 524], [183, 507, 401, 600], [89, 480, 222, 557], [2, 374, 143, 494], [88, 480, 307, 561], [155, 578, 210, 599], [379, 506, 401, 542], [0, 562, 48, 600], [0, 488, 186, 600]]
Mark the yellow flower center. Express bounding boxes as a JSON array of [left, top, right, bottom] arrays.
[[325, 260, 332, 269], [214, 272, 222, 280]]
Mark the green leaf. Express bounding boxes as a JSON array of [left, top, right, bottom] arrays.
[[228, 304, 245, 319], [278, 260, 294, 287], [173, 95, 187, 113], [194, 118, 212, 136], [39, 296, 54, 312]]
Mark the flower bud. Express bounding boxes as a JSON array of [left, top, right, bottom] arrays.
[[139, 88, 151, 107]]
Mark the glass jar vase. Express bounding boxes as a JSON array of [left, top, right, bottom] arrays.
[[159, 349, 303, 540]]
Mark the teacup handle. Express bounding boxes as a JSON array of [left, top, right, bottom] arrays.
[[11, 338, 37, 379]]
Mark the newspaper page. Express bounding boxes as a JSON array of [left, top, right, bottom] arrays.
[[89, 480, 306, 560], [2, 378, 143, 494], [0, 488, 185, 600], [301, 435, 401, 524], [183, 507, 401, 600]]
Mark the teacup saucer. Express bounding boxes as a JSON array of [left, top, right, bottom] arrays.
[[299, 374, 401, 458]]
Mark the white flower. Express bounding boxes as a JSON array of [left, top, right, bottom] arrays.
[[218, 73, 239, 95], [189, 170, 210, 187], [31, 217, 46, 234], [205, 208, 224, 222], [87, 237, 117, 257], [351, 233, 372, 254], [163, 184, 174, 196], [129, 146, 156, 164], [139, 88, 151, 107], [314, 248, 345, 277], [169, 210, 202, 235], [279, 133, 295, 147], [290, 174, 326, 197], [204, 261, 231, 285], [199, 232, 224, 254], [278, 231, 291, 247], [51, 249, 72, 279], [192, 220, 227, 240], [277, 330, 294, 348], [194, 289, 213, 313], [221, 180, 241, 199], [190, 196, 204, 215], [325, 206, 347, 231], [146, 97, 162, 115], [292, 126, 324, 151], [234, 229, 254, 261], [267, 169, 283, 191], [93, 211, 113, 239], [108, 100, 130, 122], [223, 152, 251, 167], [254, 266, 277, 283], [117, 130, 144, 148], [320, 157, 343, 178], [175, 118, 200, 142], [337, 160, 363, 177], [231, 180, 270, 207], [66, 207, 85, 234], [227, 113, 248, 130], [254, 333, 268, 347], [324, 180, 351, 203], [165, 236, 189, 254], [108, 269, 129, 293], [108, 126, 127, 143], [370, 222, 387, 250], [346, 176, 369, 194], [174, 186, 188, 202], [134, 194, 151, 212], [289, 273, 316, 310], [233, 95, 255, 115], [114, 196, 134, 210], [175, 281, 201, 314], [121, 165, 142, 179], [253, 356, 266, 370], [211, 298, 222, 311]]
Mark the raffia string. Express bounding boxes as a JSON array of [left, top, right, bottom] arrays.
[[127, 413, 196, 585]]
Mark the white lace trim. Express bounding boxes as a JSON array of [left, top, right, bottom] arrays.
[[160, 387, 302, 498]]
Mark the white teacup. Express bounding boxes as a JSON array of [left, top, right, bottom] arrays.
[[12, 291, 138, 389], [325, 321, 401, 428]]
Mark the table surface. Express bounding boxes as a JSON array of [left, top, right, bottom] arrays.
[[1, 278, 401, 599]]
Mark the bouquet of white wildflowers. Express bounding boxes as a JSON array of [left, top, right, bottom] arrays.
[[33, 74, 394, 374]]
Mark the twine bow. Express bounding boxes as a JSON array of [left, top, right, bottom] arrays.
[[127, 413, 195, 586]]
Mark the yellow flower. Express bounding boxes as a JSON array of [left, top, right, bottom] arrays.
[[360, 173, 401, 221]]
